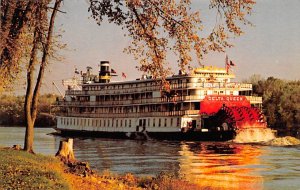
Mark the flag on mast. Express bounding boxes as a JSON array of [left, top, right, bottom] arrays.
[[225, 54, 236, 73], [230, 60, 235, 66], [111, 68, 116, 73], [225, 54, 230, 73], [225, 54, 229, 66]]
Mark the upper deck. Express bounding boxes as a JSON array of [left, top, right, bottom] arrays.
[[66, 80, 252, 96], [61, 65, 261, 107], [65, 66, 252, 97]]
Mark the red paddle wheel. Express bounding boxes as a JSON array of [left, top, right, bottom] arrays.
[[200, 95, 267, 132], [216, 106, 267, 130]]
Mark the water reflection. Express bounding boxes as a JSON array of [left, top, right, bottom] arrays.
[[179, 142, 264, 190], [0, 127, 60, 155], [72, 138, 265, 189], [72, 138, 181, 175], [1, 127, 300, 189]]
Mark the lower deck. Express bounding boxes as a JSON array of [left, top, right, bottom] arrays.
[[57, 115, 201, 133], [55, 115, 236, 141], [56, 128, 235, 141]]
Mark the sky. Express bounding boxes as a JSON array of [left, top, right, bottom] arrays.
[[39, 0, 300, 94]]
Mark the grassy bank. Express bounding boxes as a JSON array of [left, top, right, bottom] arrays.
[[0, 147, 69, 189], [0, 147, 199, 190]]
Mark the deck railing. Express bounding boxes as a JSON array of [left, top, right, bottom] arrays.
[[57, 110, 199, 118], [57, 95, 262, 107], [245, 96, 262, 104], [57, 95, 202, 106], [65, 82, 252, 96]]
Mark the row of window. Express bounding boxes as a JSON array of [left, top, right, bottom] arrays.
[[61, 117, 132, 127], [71, 103, 185, 114], [60, 117, 181, 128], [83, 82, 159, 91], [83, 79, 192, 91], [82, 78, 243, 92], [73, 89, 236, 103], [95, 92, 152, 101]]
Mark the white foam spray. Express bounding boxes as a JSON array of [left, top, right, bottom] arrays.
[[233, 125, 300, 146], [265, 136, 300, 146], [233, 127, 276, 143]]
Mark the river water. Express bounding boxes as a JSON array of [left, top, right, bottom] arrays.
[[1, 126, 300, 190]]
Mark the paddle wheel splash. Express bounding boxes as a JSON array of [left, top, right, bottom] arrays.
[[217, 106, 275, 143], [200, 95, 275, 142]]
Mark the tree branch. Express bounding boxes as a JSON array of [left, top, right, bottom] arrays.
[[32, 0, 63, 120], [47, 6, 66, 14]]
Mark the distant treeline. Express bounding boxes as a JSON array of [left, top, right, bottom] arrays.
[[0, 94, 58, 127], [247, 75, 300, 132]]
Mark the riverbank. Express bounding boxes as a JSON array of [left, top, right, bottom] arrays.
[[0, 147, 199, 190]]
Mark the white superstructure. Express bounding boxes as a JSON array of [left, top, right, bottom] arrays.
[[55, 61, 262, 139]]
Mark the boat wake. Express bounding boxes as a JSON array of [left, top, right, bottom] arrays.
[[233, 126, 300, 146], [264, 136, 300, 146], [233, 127, 275, 143]]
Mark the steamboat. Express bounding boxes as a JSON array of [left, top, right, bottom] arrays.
[[54, 61, 268, 140]]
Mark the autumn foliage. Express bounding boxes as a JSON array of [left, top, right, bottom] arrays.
[[89, 0, 255, 88]]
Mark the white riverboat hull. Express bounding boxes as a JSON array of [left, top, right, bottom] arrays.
[[55, 115, 236, 141]]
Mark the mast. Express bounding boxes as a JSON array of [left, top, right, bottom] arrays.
[[52, 81, 64, 97]]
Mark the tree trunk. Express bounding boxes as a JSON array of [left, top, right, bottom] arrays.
[[55, 138, 75, 162], [23, 25, 39, 153], [23, 0, 62, 153], [24, 121, 34, 153]]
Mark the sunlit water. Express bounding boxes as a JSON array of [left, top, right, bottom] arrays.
[[1, 126, 300, 190]]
